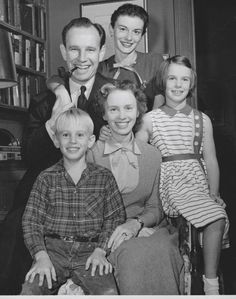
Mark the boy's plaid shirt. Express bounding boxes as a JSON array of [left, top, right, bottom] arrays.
[[23, 160, 126, 256]]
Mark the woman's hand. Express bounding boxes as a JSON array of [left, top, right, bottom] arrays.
[[108, 220, 140, 252], [99, 125, 112, 141], [138, 227, 156, 237]]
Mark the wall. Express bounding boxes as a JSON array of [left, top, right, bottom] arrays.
[[47, 0, 80, 76], [194, 3, 236, 286], [147, 0, 175, 55]]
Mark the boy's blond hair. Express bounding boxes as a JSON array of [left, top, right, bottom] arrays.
[[55, 107, 94, 135]]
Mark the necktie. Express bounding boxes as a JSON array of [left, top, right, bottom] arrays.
[[77, 86, 87, 110]]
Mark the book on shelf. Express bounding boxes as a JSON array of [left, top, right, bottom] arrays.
[[18, 74, 26, 107], [36, 42, 40, 71], [0, 145, 22, 161], [0, 0, 7, 22], [40, 5, 46, 39], [12, 34, 23, 65], [12, 85, 20, 107], [20, 0, 34, 34], [0, 89, 8, 105], [36, 42, 45, 72], [0, 0, 46, 36], [6, 0, 14, 25], [0, 0, 21, 27], [34, 3, 41, 38], [25, 75, 30, 108], [39, 43, 45, 72], [24, 38, 31, 68], [0, 145, 21, 152], [13, 0, 21, 28], [0, 75, 46, 109], [30, 39, 36, 70]]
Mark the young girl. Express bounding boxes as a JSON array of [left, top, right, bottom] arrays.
[[136, 55, 229, 295]]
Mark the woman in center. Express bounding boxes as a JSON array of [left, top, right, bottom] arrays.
[[87, 80, 184, 295]]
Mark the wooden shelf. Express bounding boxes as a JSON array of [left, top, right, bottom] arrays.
[[0, 21, 45, 44], [0, 159, 26, 171], [0, 104, 28, 123], [0, 103, 27, 113], [16, 65, 46, 77]]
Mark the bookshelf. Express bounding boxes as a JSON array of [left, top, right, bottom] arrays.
[[0, 0, 47, 111], [0, 0, 48, 222]]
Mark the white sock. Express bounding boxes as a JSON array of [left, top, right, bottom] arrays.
[[203, 275, 219, 295]]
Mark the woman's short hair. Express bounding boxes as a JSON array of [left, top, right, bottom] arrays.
[[110, 3, 149, 35], [156, 55, 197, 100], [95, 80, 147, 132]]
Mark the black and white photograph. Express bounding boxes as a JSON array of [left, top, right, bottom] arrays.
[[0, 0, 235, 296]]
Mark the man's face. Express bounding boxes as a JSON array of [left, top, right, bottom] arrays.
[[60, 26, 105, 84]]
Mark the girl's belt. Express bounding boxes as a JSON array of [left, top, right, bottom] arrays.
[[162, 153, 203, 162]]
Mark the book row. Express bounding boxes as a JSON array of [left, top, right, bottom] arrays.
[[0, 75, 46, 109], [12, 33, 46, 72], [0, 0, 46, 39], [0, 145, 21, 161]]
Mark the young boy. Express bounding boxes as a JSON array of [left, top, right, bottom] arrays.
[[21, 107, 126, 295]]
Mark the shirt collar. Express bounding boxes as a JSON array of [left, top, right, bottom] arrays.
[[69, 76, 95, 102], [47, 159, 65, 172], [49, 158, 92, 174], [104, 133, 141, 155], [160, 104, 192, 116]]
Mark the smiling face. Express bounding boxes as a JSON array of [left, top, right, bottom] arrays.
[[60, 26, 105, 84], [103, 89, 139, 141], [54, 118, 95, 164], [165, 63, 192, 109], [110, 15, 144, 58]]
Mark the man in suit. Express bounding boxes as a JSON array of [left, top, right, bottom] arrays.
[[0, 17, 113, 294]]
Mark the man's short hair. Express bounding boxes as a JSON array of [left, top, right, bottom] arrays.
[[62, 17, 106, 49], [55, 107, 94, 136], [110, 3, 149, 35]]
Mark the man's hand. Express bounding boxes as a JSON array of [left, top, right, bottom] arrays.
[[51, 85, 72, 120], [85, 248, 112, 276], [25, 251, 57, 289], [46, 86, 74, 139], [99, 125, 112, 141], [108, 220, 140, 252]]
